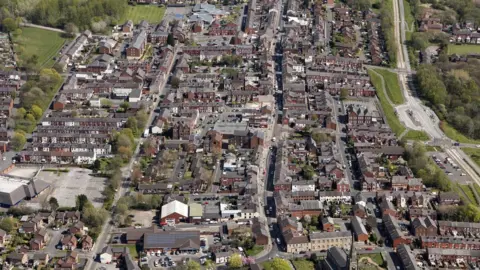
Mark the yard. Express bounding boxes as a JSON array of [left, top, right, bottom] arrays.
[[440, 121, 480, 144], [403, 130, 430, 141], [291, 259, 314, 270], [368, 69, 406, 136], [13, 27, 68, 68], [113, 244, 139, 259], [245, 245, 264, 256], [122, 5, 166, 24], [359, 253, 385, 269], [372, 69, 404, 105], [447, 44, 480, 55]]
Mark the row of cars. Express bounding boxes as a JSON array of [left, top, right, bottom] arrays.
[[153, 256, 176, 268]]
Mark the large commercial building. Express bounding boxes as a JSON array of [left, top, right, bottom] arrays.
[[143, 231, 200, 253], [0, 175, 49, 207]]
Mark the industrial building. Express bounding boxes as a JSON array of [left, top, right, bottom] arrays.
[[0, 175, 49, 207]]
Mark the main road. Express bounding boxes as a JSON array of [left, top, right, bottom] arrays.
[[84, 49, 178, 270], [390, 0, 480, 190]]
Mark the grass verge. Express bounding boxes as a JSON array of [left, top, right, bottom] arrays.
[[403, 0, 414, 32], [403, 130, 430, 141], [122, 5, 166, 24], [291, 259, 314, 270], [462, 148, 480, 167], [425, 145, 443, 152], [245, 245, 264, 256], [440, 122, 480, 144], [458, 184, 478, 206], [447, 44, 480, 55], [373, 69, 404, 104], [368, 69, 406, 136], [13, 27, 67, 68]]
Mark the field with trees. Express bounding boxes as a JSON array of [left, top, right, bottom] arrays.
[[416, 62, 480, 141], [13, 27, 68, 68]]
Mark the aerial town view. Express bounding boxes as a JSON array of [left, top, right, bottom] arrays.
[[2, 0, 480, 269]]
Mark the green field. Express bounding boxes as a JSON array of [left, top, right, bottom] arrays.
[[368, 69, 406, 136], [372, 69, 404, 105], [448, 44, 480, 55], [13, 27, 67, 68], [441, 122, 480, 144], [122, 5, 166, 24], [403, 130, 430, 141], [291, 259, 314, 270]]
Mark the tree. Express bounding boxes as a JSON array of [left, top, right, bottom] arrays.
[[2, 17, 17, 32], [64, 23, 79, 37], [312, 132, 330, 143], [49, 197, 59, 211], [171, 77, 180, 88], [270, 258, 290, 270], [31, 105, 43, 120], [186, 260, 201, 270], [204, 260, 215, 270], [228, 253, 243, 269], [100, 98, 112, 108], [302, 165, 315, 180], [11, 132, 26, 151], [120, 102, 130, 112], [0, 217, 15, 233], [15, 107, 26, 119], [340, 88, 349, 100], [167, 33, 175, 46], [83, 206, 108, 227], [126, 117, 139, 136], [13, 28, 22, 37], [76, 194, 89, 212]]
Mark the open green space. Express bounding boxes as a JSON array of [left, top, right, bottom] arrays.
[[360, 253, 385, 266], [458, 184, 478, 205], [474, 184, 480, 198], [403, 0, 414, 32], [291, 259, 314, 270], [441, 122, 480, 144], [462, 148, 480, 167], [425, 145, 443, 152], [368, 69, 406, 136], [122, 5, 166, 24], [403, 130, 430, 141], [447, 44, 480, 55], [245, 245, 264, 256], [372, 69, 404, 105], [13, 27, 67, 68]]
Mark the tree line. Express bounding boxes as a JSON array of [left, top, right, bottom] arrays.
[[0, 0, 128, 32]]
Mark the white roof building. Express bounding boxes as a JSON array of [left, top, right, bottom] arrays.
[[161, 200, 189, 219]]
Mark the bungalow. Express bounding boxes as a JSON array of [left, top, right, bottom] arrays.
[[7, 252, 28, 266]]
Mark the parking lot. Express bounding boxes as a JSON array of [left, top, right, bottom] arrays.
[[427, 152, 472, 184], [35, 168, 107, 207]]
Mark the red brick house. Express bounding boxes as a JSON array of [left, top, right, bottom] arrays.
[[160, 200, 188, 225], [322, 217, 335, 232]]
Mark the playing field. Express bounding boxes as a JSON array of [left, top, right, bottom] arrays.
[[448, 44, 480, 55], [123, 5, 166, 24], [13, 27, 67, 68]]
